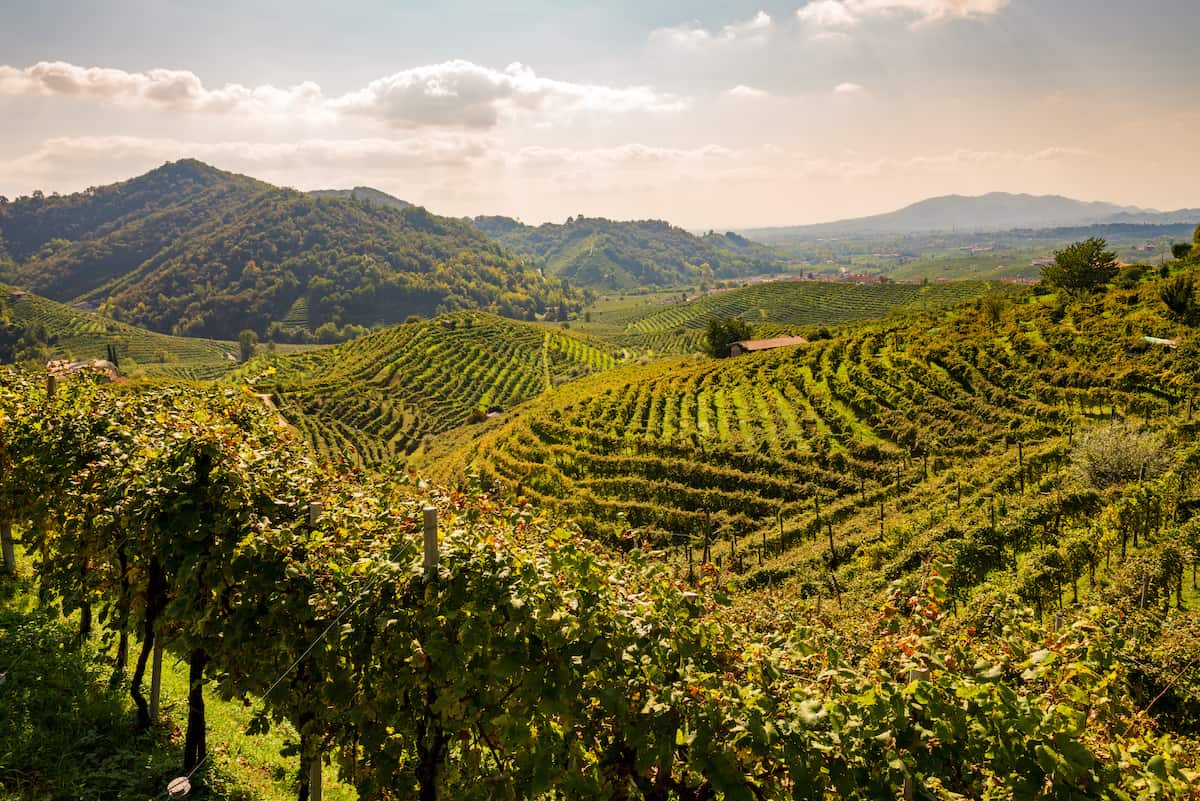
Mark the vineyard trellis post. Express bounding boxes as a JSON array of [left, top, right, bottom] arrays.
[[150, 638, 163, 722], [307, 501, 326, 801], [0, 521, 14, 576], [423, 506, 438, 575]]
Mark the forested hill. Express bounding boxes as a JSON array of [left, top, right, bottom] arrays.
[[472, 214, 788, 289], [0, 161, 573, 342], [307, 186, 413, 210]]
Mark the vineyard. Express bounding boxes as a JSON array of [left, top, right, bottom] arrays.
[[251, 311, 620, 467], [432, 271, 1200, 626], [0, 285, 271, 380], [1, 371, 1196, 800], [572, 278, 1018, 353]]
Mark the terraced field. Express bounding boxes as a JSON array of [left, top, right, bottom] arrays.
[[574, 278, 1018, 353], [255, 311, 621, 466], [0, 285, 248, 380], [433, 276, 1200, 607]]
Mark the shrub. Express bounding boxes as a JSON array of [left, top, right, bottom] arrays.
[[1071, 424, 1171, 489]]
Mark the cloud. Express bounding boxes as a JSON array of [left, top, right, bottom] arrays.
[[726, 85, 768, 99], [796, 0, 1008, 28], [834, 82, 865, 94], [331, 60, 686, 128], [0, 60, 686, 130], [796, 1, 859, 28], [650, 11, 773, 49], [0, 61, 324, 116]]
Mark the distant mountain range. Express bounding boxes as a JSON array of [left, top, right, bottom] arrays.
[[743, 193, 1200, 241], [472, 215, 787, 290], [0, 161, 568, 341]]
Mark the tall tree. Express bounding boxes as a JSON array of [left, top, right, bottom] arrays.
[[704, 317, 753, 358], [1040, 237, 1119, 295]]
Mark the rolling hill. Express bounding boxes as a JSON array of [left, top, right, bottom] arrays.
[[0, 284, 258, 380], [0, 161, 574, 341], [307, 186, 414, 210], [745, 192, 1200, 241], [249, 311, 620, 466], [472, 214, 789, 289], [573, 278, 1017, 353]]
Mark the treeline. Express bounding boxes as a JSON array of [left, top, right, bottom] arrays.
[[0, 371, 1194, 800]]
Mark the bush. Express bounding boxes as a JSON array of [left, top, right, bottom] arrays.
[[1071, 424, 1171, 489]]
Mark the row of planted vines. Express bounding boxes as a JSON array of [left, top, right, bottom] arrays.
[[442, 279, 1200, 613], [2, 370, 1196, 799], [252, 311, 618, 467]]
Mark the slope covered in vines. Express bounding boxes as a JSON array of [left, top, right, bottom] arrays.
[[432, 265, 1200, 625], [0, 372, 1195, 800], [250, 311, 621, 467], [575, 278, 1018, 353]]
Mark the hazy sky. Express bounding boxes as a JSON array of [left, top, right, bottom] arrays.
[[2, 0, 1197, 228]]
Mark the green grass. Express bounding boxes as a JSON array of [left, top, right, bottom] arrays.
[[0, 548, 355, 801]]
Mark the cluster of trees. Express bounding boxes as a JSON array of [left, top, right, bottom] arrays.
[[473, 215, 787, 290], [0, 161, 579, 342]]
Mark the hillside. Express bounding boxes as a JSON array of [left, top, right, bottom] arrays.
[[0, 161, 574, 341], [573, 278, 1017, 353], [429, 260, 1200, 617], [745, 191, 1200, 241], [0, 284, 258, 380], [473, 214, 789, 289], [250, 311, 620, 466]]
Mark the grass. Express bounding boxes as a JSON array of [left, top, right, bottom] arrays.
[[0, 548, 355, 801]]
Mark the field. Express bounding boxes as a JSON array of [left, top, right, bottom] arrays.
[[571, 278, 1017, 353], [252, 311, 621, 467], [432, 272, 1200, 617]]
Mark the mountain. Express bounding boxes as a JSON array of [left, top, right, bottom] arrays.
[[0, 161, 573, 341], [308, 186, 413, 210], [744, 192, 1200, 241], [472, 215, 788, 289]]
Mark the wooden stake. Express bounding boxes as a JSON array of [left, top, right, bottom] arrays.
[[423, 506, 438, 575], [0, 521, 14, 575], [310, 757, 323, 801], [150, 637, 164, 723]]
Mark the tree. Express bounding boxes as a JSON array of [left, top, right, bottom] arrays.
[[704, 317, 753, 358], [1172, 242, 1194, 261], [1160, 273, 1198, 324], [1040, 237, 1119, 294], [238, 329, 258, 363]]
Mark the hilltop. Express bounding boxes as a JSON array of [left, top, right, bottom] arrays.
[[0, 161, 574, 341], [307, 186, 413, 210], [472, 214, 788, 289], [746, 191, 1200, 241]]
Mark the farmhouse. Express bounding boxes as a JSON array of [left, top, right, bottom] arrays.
[[729, 336, 808, 357]]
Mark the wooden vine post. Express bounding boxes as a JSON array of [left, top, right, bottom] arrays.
[[150, 638, 164, 722], [0, 521, 14, 576], [309, 501, 328, 801]]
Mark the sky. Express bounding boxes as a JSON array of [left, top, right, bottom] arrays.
[[1, 0, 1198, 228]]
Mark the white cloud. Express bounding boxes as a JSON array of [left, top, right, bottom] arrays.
[[796, 1, 859, 28], [0, 60, 687, 130], [796, 0, 1008, 29], [650, 11, 773, 49], [834, 82, 865, 94], [726, 85, 769, 99], [331, 60, 686, 128], [0, 61, 325, 117]]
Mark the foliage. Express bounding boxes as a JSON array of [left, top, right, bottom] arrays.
[[0, 373, 1196, 800], [0, 161, 579, 341], [1160, 273, 1198, 324], [474, 215, 788, 290], [239, 329, 259, 363], [704, 316, 753, 357], [1041, 238, 1120, 294], [1172, 243, 1194, 261], [1072, 425, 1172, 489]]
